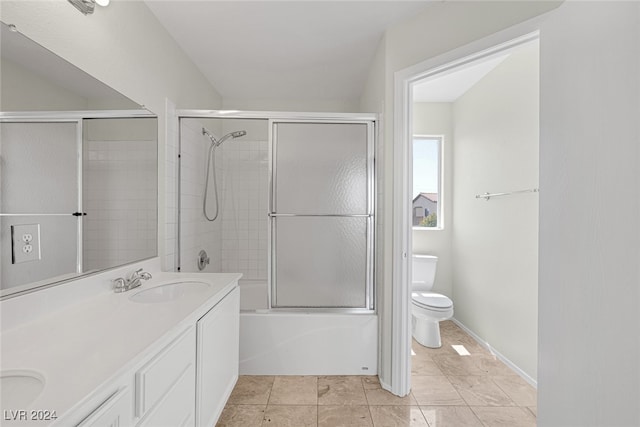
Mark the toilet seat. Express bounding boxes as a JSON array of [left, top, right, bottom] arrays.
[[412, 292, 453, 311]]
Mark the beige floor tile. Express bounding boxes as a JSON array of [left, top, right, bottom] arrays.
[[262, 405, 317, 427], [318, 405, 373, 427], [411, 375, 466, 406], [491, 376, 537, 407], [318, 376, 367, 405], [472, 356, 518, 376], [412, 339, 460, 357], [227, 376, 274, 405], [269, 376, 318, 405], [411, 354, 444, 375], [440, 328, 470, 341], [432, 354, 519, 377], [216, 404, 266, 427], [439, 320, 459, 331], [448, 376, 515, 407], [442, 336, 487, 355], [369, 406, 429, 427], [471, 406, 536, 427], [420, 406, 483, 427], [365, 388, 418, 405], [218, 324, 534, 427], [431, 355, 487, 376], [362, 376, 383, 390]]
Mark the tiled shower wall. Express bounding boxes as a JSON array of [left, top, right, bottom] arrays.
[[83, 138, 157, 271], [178, 119, 223, 274], [218, 135, 269, 280], [177, 118, 268, 281]]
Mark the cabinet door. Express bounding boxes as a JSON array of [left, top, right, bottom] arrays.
[[136, 364, 195, 427], [77, 387, 132, 427], [196, 287, 240, 427], [135, 327, 196, 419]]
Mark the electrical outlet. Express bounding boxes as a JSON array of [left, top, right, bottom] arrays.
[[11, 224, 41, 264]]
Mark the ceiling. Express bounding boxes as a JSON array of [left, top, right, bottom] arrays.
[[413, 53, 510, 103], [145, 1, 434, 103]]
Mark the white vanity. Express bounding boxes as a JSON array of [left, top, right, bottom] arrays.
[[0, 265, 241, 427]]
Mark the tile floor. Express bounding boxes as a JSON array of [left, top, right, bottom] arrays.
[[217, 320, 537, 427]]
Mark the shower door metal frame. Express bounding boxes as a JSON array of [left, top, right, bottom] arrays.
[[0, 110, 156, 298], [268, 118, 376, 312], [175, 110, 377, 312], [0, 118, 84, 274]]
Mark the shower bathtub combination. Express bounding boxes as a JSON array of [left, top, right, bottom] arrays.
[[177, 111, 378, 376], [239, 279, 377, 375]]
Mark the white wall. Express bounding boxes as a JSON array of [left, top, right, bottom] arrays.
[[1, 58, 88, 110], [452, 42, 540, 380], [360, 0, 561, 392], [412, 103, 453, 299], [538, 2, 640, 425], [359, 36, 389, 384], [223, 98, 360, 113]]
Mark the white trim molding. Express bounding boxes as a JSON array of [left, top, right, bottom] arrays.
[[453, 319, 537, 388]]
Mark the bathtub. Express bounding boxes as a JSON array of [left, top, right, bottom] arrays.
[[239, 280, 378, 375]]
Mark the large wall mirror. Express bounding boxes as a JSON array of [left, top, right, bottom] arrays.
[[0, 22, 158, 298]]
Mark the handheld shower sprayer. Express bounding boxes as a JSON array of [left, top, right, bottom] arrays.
[[203, 128, 247, 147], [202, 127, 247, 221]]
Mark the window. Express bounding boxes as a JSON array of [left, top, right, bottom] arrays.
[[412, 136, 442, 228]]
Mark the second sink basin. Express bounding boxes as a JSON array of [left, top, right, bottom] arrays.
[[129, 281, 210, 303], [0, 370, 45, 410]]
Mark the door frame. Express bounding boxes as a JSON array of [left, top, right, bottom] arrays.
[[391, 23, 543, 396]]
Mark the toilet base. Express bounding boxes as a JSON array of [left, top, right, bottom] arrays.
[[412, 315, 443, 349]]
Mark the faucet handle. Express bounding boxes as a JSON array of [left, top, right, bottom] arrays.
[[112, 277, 127, 293], [129, 268, 152, 281], [128, 268, 143, 280]]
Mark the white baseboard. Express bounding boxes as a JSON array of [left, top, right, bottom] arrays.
[[452, 318, 537, 388]]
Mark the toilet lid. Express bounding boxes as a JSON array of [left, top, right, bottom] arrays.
[[412, 292, 453, 309]]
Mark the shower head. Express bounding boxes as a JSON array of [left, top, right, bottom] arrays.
[[202, 128, 246, 147], [216, 130, 246, 146]]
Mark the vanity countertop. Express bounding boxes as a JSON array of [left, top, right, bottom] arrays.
[[0, 272, 241, 426]]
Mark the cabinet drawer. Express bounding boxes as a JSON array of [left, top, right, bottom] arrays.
[[135, 327, 196, 418]]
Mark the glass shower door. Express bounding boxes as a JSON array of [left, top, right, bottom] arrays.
[[0, 121, 81, 290], [270, 121, 374, 309]]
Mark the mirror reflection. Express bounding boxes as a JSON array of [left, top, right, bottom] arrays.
[[0, 22, 158, 297]]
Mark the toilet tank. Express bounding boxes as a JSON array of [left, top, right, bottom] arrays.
[[412, 255, 437, 291]]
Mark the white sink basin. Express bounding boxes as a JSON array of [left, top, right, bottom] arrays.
[[129, 281, 210, 303], [0, 370, 45, 409]]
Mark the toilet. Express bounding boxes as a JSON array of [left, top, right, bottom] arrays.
[[411, 254, 454, 348]]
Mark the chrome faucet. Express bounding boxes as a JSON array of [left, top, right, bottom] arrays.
[[112, 268, 152, 293]]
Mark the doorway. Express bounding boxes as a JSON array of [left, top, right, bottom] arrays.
[[392, 32, 540, 396]]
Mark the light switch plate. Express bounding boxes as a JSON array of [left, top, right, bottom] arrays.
[[11, 224, 41, 264]]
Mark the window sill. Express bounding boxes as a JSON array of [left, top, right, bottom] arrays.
[[412, 226, 444, 231]]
